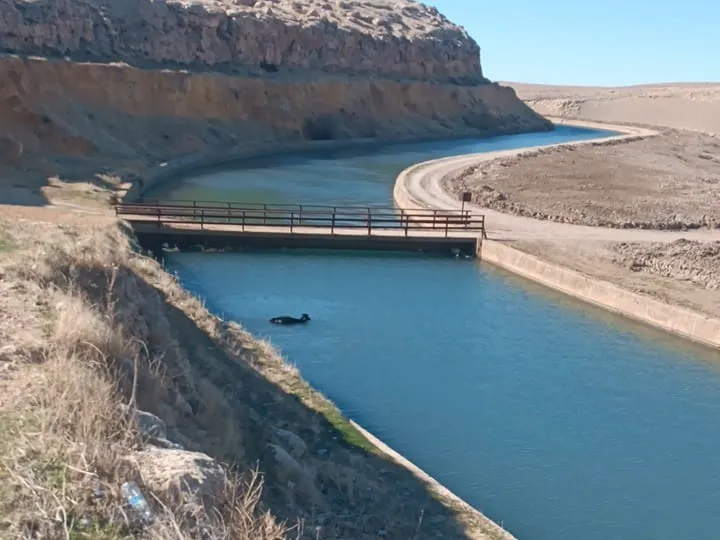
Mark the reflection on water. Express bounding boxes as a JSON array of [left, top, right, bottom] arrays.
[[167, 249, 720, 540], [147, 126, 619, 206]]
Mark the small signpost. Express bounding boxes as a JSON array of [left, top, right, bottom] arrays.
[[460, 191, 472, 215]]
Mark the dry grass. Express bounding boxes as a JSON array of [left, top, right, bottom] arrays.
[[0, 223, 293, 539], [0, 217, 503, 539]]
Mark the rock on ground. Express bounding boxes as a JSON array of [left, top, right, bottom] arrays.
[[130, 448, 228, 506]]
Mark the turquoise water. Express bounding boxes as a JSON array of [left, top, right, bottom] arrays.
[[158, 126, 720, 540], [168, 250, 720, 540], [147, 125, 617, 205]]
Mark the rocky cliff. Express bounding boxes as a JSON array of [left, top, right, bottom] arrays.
[[0, 0, 484, 83], [0, 0, 551, 200]]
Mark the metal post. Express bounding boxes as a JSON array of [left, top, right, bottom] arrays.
[[299, 205, 303, 226], [242, 210, 245, 231], [433, 209, 437, 229], [227, 202, 231, 224], [445, 216, 449, 238], [367, 208, 372, 236], [263, 203, 267, 226], [201, 209, 204, 230], [331, 210, 336, 234], [290, 211, 294, 233], [461, 191, 471, 215]]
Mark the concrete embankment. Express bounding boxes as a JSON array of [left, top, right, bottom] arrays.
[[481, 240, 720, 349], [350, 420, 518, 540], [394, 119, 720, 349]]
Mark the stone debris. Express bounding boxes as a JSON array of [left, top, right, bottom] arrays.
[[612, 239, 720, 291]]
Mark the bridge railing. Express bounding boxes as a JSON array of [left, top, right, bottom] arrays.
[[114, 200, 486, 238]]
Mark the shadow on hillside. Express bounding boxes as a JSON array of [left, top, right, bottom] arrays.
[[0, 162, 126, 207], [0, 167, 50, 206], [61, 252, 488, 539]]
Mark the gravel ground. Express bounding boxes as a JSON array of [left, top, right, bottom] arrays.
[[446, 129, 720, 230], [611, 239, 720, 291]]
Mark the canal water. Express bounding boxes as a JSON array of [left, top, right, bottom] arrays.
[[159, 126, 720, 540], [147, 125, 617, 206]]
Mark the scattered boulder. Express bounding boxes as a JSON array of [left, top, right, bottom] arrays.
[[119, 404, 184, 450], [129, 448, 228, 506], [128, 405, 167, 440]]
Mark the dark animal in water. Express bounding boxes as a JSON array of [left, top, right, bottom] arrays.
[[270, 313, 311, 325]]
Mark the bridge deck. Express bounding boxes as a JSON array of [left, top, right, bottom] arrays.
[[126, 218, 482, 239], [116, 200, 485, 255]]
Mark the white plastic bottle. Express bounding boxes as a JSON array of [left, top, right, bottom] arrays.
[[121, 481, 154, 524]]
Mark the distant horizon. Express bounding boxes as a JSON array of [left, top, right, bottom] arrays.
[[430, 0, 719, 87], [500, 80, 720, 88]]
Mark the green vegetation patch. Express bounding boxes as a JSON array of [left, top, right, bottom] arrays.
[[68, 521, 129, 540], [286, 378, 377, 454], [320, 404, 375, 452]]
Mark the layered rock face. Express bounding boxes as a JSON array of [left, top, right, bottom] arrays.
[[0, 0, 484, 83], [0, 0, 552, 188]]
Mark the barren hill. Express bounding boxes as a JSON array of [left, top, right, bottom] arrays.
[[507, 82, 720, 133]]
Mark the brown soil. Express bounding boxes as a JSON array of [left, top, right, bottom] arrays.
[[446, 129, 720, 230]]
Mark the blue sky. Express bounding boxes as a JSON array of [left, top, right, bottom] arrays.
[[430, 0, 719, 86]]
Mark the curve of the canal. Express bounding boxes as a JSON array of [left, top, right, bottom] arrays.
[[151, 125, 720, 540]]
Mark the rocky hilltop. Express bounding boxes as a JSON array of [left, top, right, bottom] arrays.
[[1, 0, 484, 83], [0, 0, 551, 202]]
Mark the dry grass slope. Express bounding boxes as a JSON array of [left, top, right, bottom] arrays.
[[0, 221, 290, 539], [0, 217, 505, 539]]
